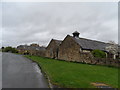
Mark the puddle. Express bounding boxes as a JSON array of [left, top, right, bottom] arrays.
[[33, 63, 42, 75], [91, 82, 112, 88]]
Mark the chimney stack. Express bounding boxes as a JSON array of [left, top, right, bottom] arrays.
[[72, 31, 80, 38]]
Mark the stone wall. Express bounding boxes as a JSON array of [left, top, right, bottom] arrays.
[[46, 40, 60, 59], [91, 58, 120, 67], [46, 40, 53, 58], [78, 52, 94, 63], [18, 50, 24, 54], [36, 50, 46, 57], [28, 50, 37, 55], [62, 52, 120, 67], [58, 35, 81, 62], [78, 52, 120, 67], [59, 52, 120, 67]]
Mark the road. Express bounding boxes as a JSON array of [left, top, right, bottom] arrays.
[[2, 52, 49, 88]]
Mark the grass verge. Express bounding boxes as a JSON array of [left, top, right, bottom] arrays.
[[25, 55, 119, 88]]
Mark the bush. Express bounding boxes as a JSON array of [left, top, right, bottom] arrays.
[[2, 46, 18, 53], [92, 49, 106, 58]]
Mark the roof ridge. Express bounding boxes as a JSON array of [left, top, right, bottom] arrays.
[[52, 39, 62, 42], [78, 37, 108, 44], [68, 35, 108, 44], [69, 35, 110, 51]]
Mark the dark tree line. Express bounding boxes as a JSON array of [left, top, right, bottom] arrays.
[[1, 46, 18, 53]]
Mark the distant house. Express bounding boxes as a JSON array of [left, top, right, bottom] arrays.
[[17, 45, 29, 55], [58, 31, 119, 62], [46, 39, 62, 59], [36, 46, 46, 57], [17, 43, 46, 56], [27, 44, 40, 55], [30, 43, 39, 47]]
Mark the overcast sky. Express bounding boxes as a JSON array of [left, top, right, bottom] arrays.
[[1, 2, 118, 47]]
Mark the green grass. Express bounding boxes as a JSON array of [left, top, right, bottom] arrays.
[[25, 55, 119, 88]]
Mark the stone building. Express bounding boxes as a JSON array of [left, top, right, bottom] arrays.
[[46, 39, 62, 59], [30, 43, 39, 47], [17, 44, 46, 56], [58, 31, 114, 62], [17, 45, 29, 55], [36, 47, 46, 57], [27, 43, 40, 55]]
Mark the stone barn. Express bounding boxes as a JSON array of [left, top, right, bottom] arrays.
[[46, 39, 62, 59], [58, 31, 111, 62]]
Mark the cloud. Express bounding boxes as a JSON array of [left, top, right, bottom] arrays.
[[2, 2, 118, 47]]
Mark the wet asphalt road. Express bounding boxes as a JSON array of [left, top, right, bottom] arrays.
[[2, 52, 49, 88]]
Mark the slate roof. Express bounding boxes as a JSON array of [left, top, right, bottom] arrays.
[[38, 47, 46, 51], [17, 45, 29, 50], [17, 45, 46, 51], [28, 46, 46, 51], [69, 35, 111, 52], [52, 39, 62, 46]]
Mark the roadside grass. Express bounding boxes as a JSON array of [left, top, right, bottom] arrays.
[[25, 55, 119, 88]]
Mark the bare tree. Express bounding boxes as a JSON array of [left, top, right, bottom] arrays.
[[105, 41, 118, 59]]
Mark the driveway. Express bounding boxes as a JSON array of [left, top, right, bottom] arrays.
[[2, 52, 49, 88]]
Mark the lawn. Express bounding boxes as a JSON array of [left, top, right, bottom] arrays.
[[25, 55, 119, 88]]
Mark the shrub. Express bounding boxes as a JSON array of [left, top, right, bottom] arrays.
[[3, 46, 18, 53], [92, 49, 106, 58]]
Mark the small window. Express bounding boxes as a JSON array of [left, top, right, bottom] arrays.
[[80, 48, 82, 52]]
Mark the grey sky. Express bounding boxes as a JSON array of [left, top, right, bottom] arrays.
[[1, 2, 118, 47]]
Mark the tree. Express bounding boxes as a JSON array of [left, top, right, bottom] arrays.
[[3, 46, 18, 53], [92, 49, 106, 58], [1, 47, 4, 49], [105, 41, 118, 59]]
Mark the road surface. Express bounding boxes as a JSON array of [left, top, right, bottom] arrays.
[[2, 52, 49, 88]]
